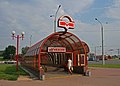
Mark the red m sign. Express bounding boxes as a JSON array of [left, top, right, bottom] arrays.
[[59, 21, 74, 29], [58, 15, 75, 30]]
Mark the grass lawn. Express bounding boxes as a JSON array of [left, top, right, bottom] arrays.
[[88, 64, 120, 68], [0, 64, 28, 80], [0, 56, 3, 61]]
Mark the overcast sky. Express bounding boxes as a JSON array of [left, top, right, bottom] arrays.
[[0, 0, 120, 55]]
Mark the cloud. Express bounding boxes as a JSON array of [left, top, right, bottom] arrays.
[[59, 0, 94, 15], [0, 0, 95, 33], [106, 0, 120, 20], [0, 0, 55, 32], [0, 0, 95, 49], [0, 0, 59, 49]]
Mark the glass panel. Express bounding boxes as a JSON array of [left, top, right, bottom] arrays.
[[66, 38, 74, 44], [65, 33, 71, 37], [36, 48, 40, 54], [77, 42, 82, 47], [66, 45, 72, 50], [81, 54, 85, 64], [70, 36, 79, 42], [80, 48, 85, 54], [60, 35, 66, 38]]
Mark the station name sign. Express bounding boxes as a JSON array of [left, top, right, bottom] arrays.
[[48, 47, 66, 52]]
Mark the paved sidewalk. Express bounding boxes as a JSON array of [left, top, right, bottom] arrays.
[[0, 67, 120, 86]]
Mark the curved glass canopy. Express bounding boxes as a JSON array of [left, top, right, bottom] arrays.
[[25, 32, 89, 56]]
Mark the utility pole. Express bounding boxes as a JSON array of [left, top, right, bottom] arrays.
[[30, 35, 32, 47], [117, 49, 120, 58]]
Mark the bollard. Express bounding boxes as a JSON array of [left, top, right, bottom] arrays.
[[41, 75, 45, 80], [39, 66, 45, 80], [40, 75, 45, 80], [86, 71, 91, 76]]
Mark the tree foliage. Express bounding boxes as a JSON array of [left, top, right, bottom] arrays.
[[3, 45, 16, 59], [21, 46, 29, 55]]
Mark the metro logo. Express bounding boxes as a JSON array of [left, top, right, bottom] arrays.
[[59, 21, 74, 29], [58, 15, 75, 30]]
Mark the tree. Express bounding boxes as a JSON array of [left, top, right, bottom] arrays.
[[3, 45, 16, 59], [21, 46, 29, 55]]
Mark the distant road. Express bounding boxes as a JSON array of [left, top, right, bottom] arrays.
[[88, 59, 120, 64]]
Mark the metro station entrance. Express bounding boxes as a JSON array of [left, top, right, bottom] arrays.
[[24, 31, 89, 75], [22, 15, 90, 79]]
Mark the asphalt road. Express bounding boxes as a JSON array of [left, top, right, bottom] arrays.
[[88, 59, 120, 64]]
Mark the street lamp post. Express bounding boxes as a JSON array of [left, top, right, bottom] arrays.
[[95, 18, 105, 65], [11, 31, 25, 71], [50, 5, 61, 33], [30, 35, 32, 47]]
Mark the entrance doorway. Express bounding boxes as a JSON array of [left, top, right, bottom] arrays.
[[47, 52, 73, 65], [40, 52, 73, 72]]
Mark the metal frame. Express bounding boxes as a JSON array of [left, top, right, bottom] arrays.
[[24, 32, 89, 74]]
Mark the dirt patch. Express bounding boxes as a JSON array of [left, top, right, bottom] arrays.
[[17, 76, 32, 81]]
